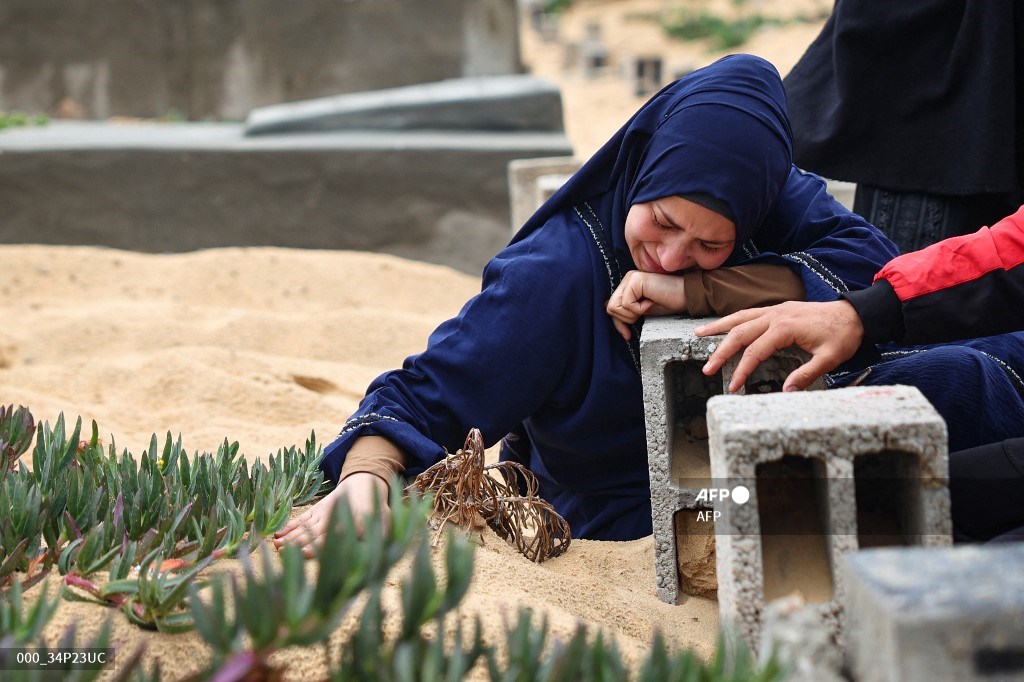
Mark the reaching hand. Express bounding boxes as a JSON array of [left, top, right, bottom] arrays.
[[273, 471, 390, 558], [695, 299, 865, 392], [606, 270, 688, 341]]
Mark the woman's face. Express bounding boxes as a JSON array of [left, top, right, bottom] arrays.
[[624, 196, 736, 273]]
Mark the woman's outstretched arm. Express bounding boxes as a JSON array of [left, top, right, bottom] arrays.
[[274, 435, 404, 554], [277, 218, 593, 552]]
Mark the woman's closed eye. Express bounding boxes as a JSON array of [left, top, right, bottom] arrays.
[[651, 206, 673, 231], [698, 241, 727, 253]]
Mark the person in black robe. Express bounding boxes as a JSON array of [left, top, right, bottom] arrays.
[[783, 0, 1024, 253]]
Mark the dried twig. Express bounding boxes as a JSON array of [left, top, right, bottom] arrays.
[[406, 429, 571, 562]]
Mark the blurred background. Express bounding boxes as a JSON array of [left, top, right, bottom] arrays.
[[0, 0, 831, 273], [519, 0, 830, 156]]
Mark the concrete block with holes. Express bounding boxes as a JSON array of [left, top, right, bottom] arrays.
[[843, 543, 1024, 682], [706, 385, 952, 650], [640, 315, 825, 605]]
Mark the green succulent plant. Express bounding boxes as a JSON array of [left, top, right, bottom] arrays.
[[0, 579, 144, 682], [0, 405, 34, 478], [333, 531, 483, 682], [101, 549, 213, 633], [0, 410, 787, 682], [0, 476, 47, 587], [0, 111, 49, 131], [190, 482, 431, 679], [29, 414, 82, 494], [0, 581, 62, 646]]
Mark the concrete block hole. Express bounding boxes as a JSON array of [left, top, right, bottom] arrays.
[[854, 451, 924, 549], [674, 509, 716, 599], [741, 355, 804, 395], [667, 360, 721, 486], [756, 455, 834, 605]]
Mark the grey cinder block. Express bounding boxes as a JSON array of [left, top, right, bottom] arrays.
[[629, 56, 664, 98], [707, 386, 952, 650], [579, 22, 610, 78], [639, 316, 824, 605], [758, 594, 846, 682], [844, 543, 1024, 682]]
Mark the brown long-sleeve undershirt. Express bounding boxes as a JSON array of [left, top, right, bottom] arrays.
[[339, 435, 407, 486], [683, 262, 805, 317], [339, 263, 804, 483]]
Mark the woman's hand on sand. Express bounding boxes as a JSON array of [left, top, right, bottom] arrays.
[[273, 472, 390, 558], [607, 271, 687, 341], [695, 299, 865, 392]]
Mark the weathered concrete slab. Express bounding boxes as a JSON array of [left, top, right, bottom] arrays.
[[246, 76, 564, 136], [507, 156, 582, 231], [706, 386, 952, 651], [0, 0, 521, 121], [639, 315, 825, 604], [0, 122, 572, 274], [845, 543, 1024, 682]]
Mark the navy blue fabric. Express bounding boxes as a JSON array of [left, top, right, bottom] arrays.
[[320, 54, 898, 540], [830, 332, 1024, 452]]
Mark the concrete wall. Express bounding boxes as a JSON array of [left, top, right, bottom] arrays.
[[0, 0, 521, 121], [0, 122, 572, 275]]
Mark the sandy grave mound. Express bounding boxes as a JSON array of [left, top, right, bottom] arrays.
[[1, 245, 717, 679]]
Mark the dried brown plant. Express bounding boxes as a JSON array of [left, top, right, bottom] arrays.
[[406, 429, 571, 563]]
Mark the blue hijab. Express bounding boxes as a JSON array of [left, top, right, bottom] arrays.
[[514, 53, 794, 265]]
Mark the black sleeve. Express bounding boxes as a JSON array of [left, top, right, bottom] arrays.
[[898, 266, 1024, 345], [842, 279, 905, 345]]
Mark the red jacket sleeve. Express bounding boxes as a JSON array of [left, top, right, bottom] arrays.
[[844, 205, 1024, 345]]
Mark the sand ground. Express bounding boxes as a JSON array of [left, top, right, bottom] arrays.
[[0, 1, 830, 677], [2, 246, 719, 679]]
